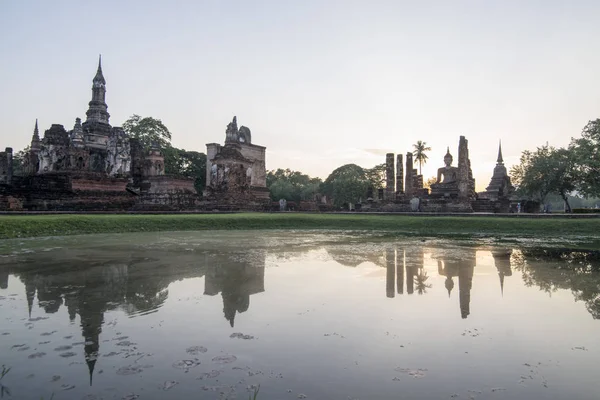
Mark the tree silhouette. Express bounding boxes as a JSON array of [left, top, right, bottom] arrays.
[[414, 269, 432, 295], [412, 141, 432, 175]]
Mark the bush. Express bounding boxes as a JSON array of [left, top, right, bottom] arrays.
[[572, 208, 600, 214]]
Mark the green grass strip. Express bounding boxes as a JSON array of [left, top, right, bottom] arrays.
[[1, 213, 599, 242]]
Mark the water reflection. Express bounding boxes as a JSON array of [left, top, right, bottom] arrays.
[[1, 233, 600, 400], [1, 246, 266, 388]]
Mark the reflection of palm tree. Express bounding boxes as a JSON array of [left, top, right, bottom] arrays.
[[412, 141, 432, 175], [414, 269, 432, 295]]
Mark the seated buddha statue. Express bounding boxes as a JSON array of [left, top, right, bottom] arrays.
[[429, 148, 459, 197]]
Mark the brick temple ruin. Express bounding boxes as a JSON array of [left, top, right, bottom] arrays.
[[1, 57, 514, 213], [0, 57, 197, 211], [202, 116, 270, 210], [363, 136, 513, 213]]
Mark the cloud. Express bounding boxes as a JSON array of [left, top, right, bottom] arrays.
[[362, 148, 393, 156]]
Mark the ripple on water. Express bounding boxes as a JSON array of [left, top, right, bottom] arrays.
[[212, 355, 237, 364], [116, 365, 144, 376], [197, 370, 221, 380], [185, 346, 207, 355], [162, 381, 178, 391], [172, 359, 201, 370]]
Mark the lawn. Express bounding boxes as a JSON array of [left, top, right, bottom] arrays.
[[1, 213, 599, 245]]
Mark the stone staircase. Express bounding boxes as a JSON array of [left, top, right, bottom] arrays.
[[472, 198, 495, 213]]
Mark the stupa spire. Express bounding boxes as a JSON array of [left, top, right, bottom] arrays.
[[497, 140, 504, 165], [84, 55, 110, 125], [93, 54, 105, 85], [31, 119, 41, 151]]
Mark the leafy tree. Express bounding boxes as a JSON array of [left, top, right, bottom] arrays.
[[266, 168, 322, 202], [414, 270, 432, 295], [364, 163, 386, 189], [510, 145, 576, 211], [122, 114, 206, 193], [11, 146, 30, 176], [570, 119, 600, 197], [122, 114, 172, 150], [412, 141, 431, 175], [321, 164, 370, 207], [164, 149, 206, 193], [423, 176, 437, 189]]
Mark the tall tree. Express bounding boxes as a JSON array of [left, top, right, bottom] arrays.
[[570, 119, 600, 197], [122, 114, 206, 193], [510, 145, 576, 211], [412, 141, 431, 175], [122, 114, 172, 150], [266, 168, 322, 202], [364, 163, 386, 189], [321, 164, 370, 207]]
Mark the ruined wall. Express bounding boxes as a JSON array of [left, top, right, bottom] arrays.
[[385, 153, 395, 201], [238, 143, 266, 187], [396, 154, 403, 195], [71, 175, 129, 192], [205, 143, 220, 189], [405, 153, 414, 197], [0, 147, 13, 185], [457, 136, 475, 200]]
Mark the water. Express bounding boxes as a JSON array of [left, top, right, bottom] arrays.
[[0, 231, 598, 400]]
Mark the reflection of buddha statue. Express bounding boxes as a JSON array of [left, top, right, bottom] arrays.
[[430, 148, 460, 197]]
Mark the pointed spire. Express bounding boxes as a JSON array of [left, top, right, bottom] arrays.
[[93, 54, 105, 85], [87, 358, 96, 386], [444, 277, 454, 298], [499, 272, 505, 297], [85, 55, 110, 125], [497, 140, 504, 165], [30, 119, 41, 152], [71, 117, 85, 147]]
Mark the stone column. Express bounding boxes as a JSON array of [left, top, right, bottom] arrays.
[[5, 148, 12, 184], [396, 154, 403, 195], [405, 152, 414, 197], [457, 136, 471, 200], [385, 153, 395, 201]]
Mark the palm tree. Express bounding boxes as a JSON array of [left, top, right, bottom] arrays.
[[414, 269, 432, 295], [412, 141, 432, 175]]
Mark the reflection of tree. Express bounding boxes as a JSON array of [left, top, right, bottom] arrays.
[[414, 270, 432, 295], [513, 249, 600, 319]]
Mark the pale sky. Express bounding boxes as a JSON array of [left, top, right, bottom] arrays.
[[1, 0, 599, 190]]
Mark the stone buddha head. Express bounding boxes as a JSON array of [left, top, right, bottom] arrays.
[[444, 147, 453, 167]]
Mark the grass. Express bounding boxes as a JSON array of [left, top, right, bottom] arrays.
[[1, 213, 600, 243]]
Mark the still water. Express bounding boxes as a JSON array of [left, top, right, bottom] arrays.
[[0, 231, 598, 400]]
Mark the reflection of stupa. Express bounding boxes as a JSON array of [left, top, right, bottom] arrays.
[[9, 245, 237, 388], [204, 253, 266, 327], [492, 249, 513, 296]]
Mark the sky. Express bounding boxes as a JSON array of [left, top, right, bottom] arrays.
[[1, 0, 599, 190]]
